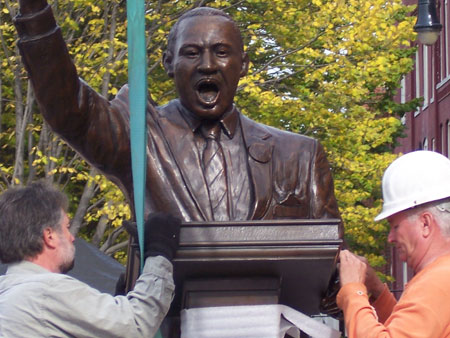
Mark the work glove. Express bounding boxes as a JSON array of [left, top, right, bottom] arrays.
[[123, 213, 181, 262], [144, 212, 181, 261]]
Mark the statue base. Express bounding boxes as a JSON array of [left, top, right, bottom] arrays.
[[127, 219, 342, 338]]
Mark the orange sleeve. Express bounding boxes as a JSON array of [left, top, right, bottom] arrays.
[[337, 283, 388, 337], [371, 284, 397, 324], [337, 266, 450, 337]]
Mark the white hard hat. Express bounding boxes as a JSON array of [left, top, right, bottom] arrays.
[[375, 150, 450, 221]]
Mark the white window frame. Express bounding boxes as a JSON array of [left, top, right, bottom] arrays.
[[415, 50, 421, 117], [423, 45, 429, 107], [447, 121, 450, 158], [403, 262, 408, 286]]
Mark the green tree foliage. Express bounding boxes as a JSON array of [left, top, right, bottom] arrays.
[[0, 0, 418, 270]]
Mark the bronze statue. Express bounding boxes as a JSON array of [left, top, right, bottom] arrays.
[[14, 4, 341, 227]]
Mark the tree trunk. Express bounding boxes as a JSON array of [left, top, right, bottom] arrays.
[[70, 168, 99, 236], [12, 53, 25, 185]]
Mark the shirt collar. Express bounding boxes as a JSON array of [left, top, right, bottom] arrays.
[[177, 100, 239, 139], [6, 260, 51, 275]]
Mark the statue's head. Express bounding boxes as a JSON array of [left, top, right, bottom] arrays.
[[163, 7, 249, 121]]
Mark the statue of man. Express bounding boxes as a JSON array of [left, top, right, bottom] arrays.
[[14, 3, 341, 226]]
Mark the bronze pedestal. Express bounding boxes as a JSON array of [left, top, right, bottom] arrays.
[[155, 219, 342, 337]]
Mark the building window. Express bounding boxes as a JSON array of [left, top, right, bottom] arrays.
[[400, 77, 407, 125], [423, 45, 429, 107], [445, 0, 449, 79], [432, 138, 436, 151], [401, 76, 406, 104], [447, 121, 450, 158], [423, 137, 429, 150], [415, 50, 421, 116], [403, 262, 408, 286]]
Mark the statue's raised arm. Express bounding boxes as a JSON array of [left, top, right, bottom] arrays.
[[14, 0, 134, 191]]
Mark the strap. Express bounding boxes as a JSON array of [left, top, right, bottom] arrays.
[[126, 0, 147, 272]]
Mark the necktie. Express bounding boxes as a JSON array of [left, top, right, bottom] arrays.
[[201, 123, 230, 221]]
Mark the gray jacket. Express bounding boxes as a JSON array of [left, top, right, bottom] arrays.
[[0, 257, 174, 337]]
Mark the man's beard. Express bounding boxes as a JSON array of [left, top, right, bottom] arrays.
[[59, 241, 76, 274], [60, 258, 75, 274]]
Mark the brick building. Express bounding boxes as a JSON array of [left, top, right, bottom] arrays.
[[391, 0, 449, 295]]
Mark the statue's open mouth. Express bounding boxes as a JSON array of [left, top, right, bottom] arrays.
[[196, 80, 219, 106]]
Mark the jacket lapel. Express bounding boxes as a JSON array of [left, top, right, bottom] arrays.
[[155, 105, 274, 221], [240, 115, 274, 219]]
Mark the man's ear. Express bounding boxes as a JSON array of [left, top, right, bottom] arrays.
[[163, 51, 174, 78], [240, 52, 249, 77], [42, 227, 57, 249], [419, 212, 434, 238]]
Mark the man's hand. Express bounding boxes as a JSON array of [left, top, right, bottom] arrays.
[[353, 252, 385, 299], [339, 250, 367, 286], [122, 213, 181, 262], [143, 212, 181, 262], [339, 250, 385, 300]]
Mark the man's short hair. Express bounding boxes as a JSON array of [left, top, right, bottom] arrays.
[[166, 7, 244, 55], [0, 181, 68, 263], [406, 197, 450, 238]]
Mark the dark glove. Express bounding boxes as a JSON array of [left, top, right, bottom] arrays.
[[122, 213, 181, 261], [143, 213, 181, 261]]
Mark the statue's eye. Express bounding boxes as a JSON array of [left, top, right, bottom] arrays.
[[181, 47, 199, 58]]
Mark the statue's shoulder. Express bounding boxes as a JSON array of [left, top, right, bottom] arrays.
[[156, 99, 180, 116], [240, 113, 318, 148], [115, 84, 159, 107], [116, 84, 129, 100]]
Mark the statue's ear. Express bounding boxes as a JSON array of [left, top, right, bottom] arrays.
[[163, 51, 174, 78], [240, 52, 249, 77]]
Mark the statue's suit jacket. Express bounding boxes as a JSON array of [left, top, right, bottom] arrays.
[[16, 16, 341, 228]]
